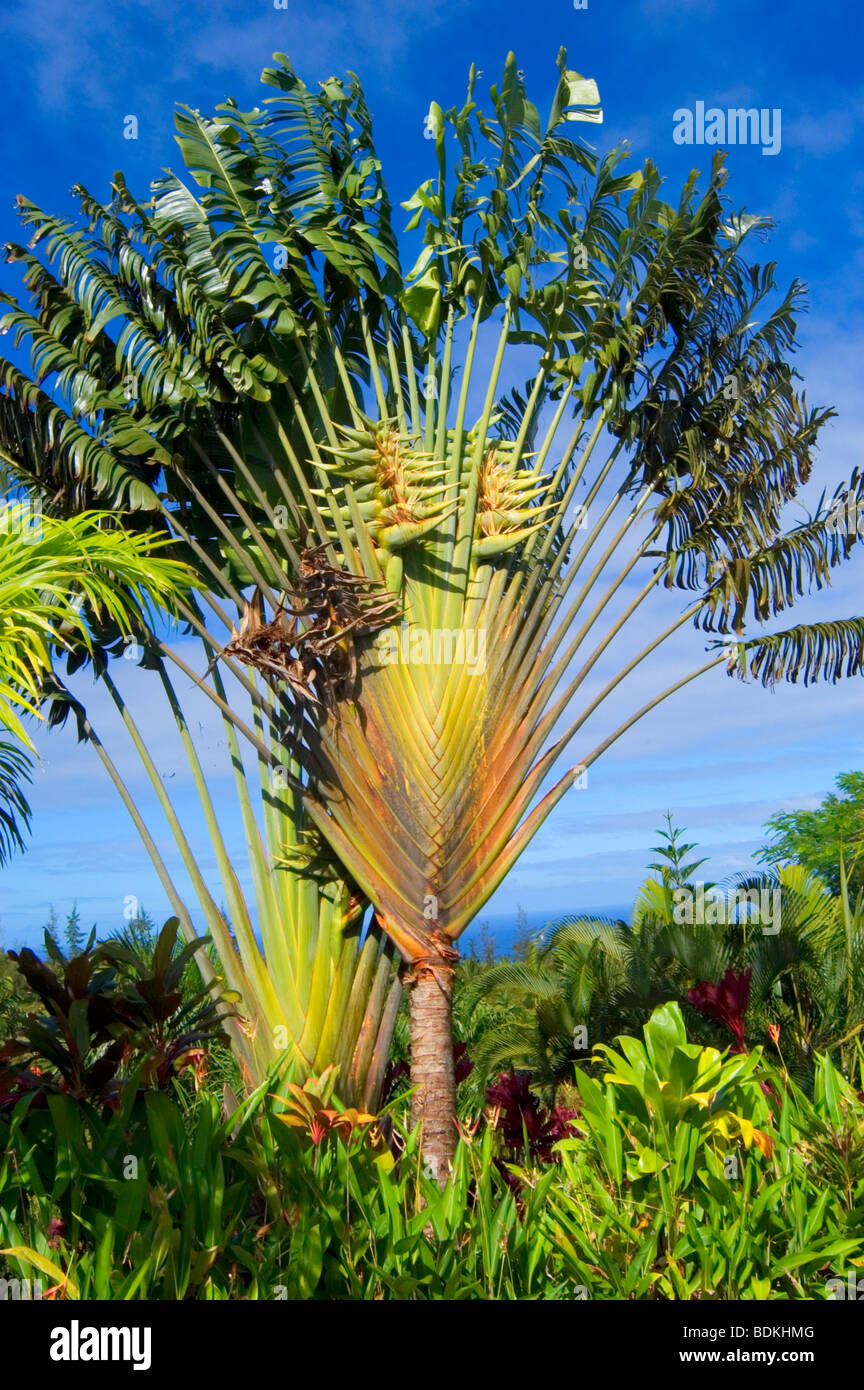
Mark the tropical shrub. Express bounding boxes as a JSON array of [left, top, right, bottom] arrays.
[[758, 770, 864, 896], [0, 1085, 283, 1300], [544, 1005, 864, 1299], [0, 918, 233, 1109], [0, 947, 34, 1045]]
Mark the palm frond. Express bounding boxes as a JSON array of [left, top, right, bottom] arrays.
[[0, 737, 32, 865]]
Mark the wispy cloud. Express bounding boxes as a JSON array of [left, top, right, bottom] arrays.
[[786, 93, 864, 156]]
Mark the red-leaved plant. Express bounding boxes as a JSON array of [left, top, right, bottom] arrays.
[[688, 968, 752, 1051]]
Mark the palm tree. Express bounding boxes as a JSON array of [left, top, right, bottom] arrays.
[[0, 499, 191, 862], [1, 52, 862, 1175]]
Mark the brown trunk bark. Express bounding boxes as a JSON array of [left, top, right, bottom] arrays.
[[408, 965, 456, 1185]]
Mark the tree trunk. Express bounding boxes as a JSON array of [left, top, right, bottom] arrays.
[[408, 964, 456, 1184]]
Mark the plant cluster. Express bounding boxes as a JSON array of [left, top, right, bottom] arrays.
[[1, 1001, 861, 1300], [0, 918, 233, 1110], [457, 821, 864, 1098]]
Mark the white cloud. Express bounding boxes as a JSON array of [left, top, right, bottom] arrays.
[[786, 95, 864, 157]]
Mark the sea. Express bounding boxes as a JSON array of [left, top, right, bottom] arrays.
[[463, 905, 633, 959]]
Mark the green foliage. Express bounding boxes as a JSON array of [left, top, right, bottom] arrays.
[[0, 503, 193, 750], [0, 499, 193, 867], [458, 818, 864, 1099], [115, 906, 157, 956], [581, 1002, 773, 1186], [648, 811, 711, 891], [0, 1085, 280, 1300], [2, 1002, 862, 1299], [0, 942, 35, 1044], [0, 739, 32, 865], [0, 1054, 561, 1299], [758, 771, 864, 895], [544, 1008, 864, 1299], [44, 903, 86, 957]]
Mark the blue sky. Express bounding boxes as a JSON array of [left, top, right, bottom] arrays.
[[0, 0, 862, 950]]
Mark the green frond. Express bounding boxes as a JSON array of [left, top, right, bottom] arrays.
[[718, 617, 864, 686], [0, 737, 33, 865], [0, 503, 194, 744]]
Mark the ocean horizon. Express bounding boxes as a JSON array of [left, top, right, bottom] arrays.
[[463, 904, 634, 957]]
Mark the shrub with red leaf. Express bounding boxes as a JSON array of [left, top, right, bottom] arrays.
[[453, 1042, 473, 1085], [0, 918, 233, 1111], [486, 1070, 580, 1163], [687, 968, 751, 1051]]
